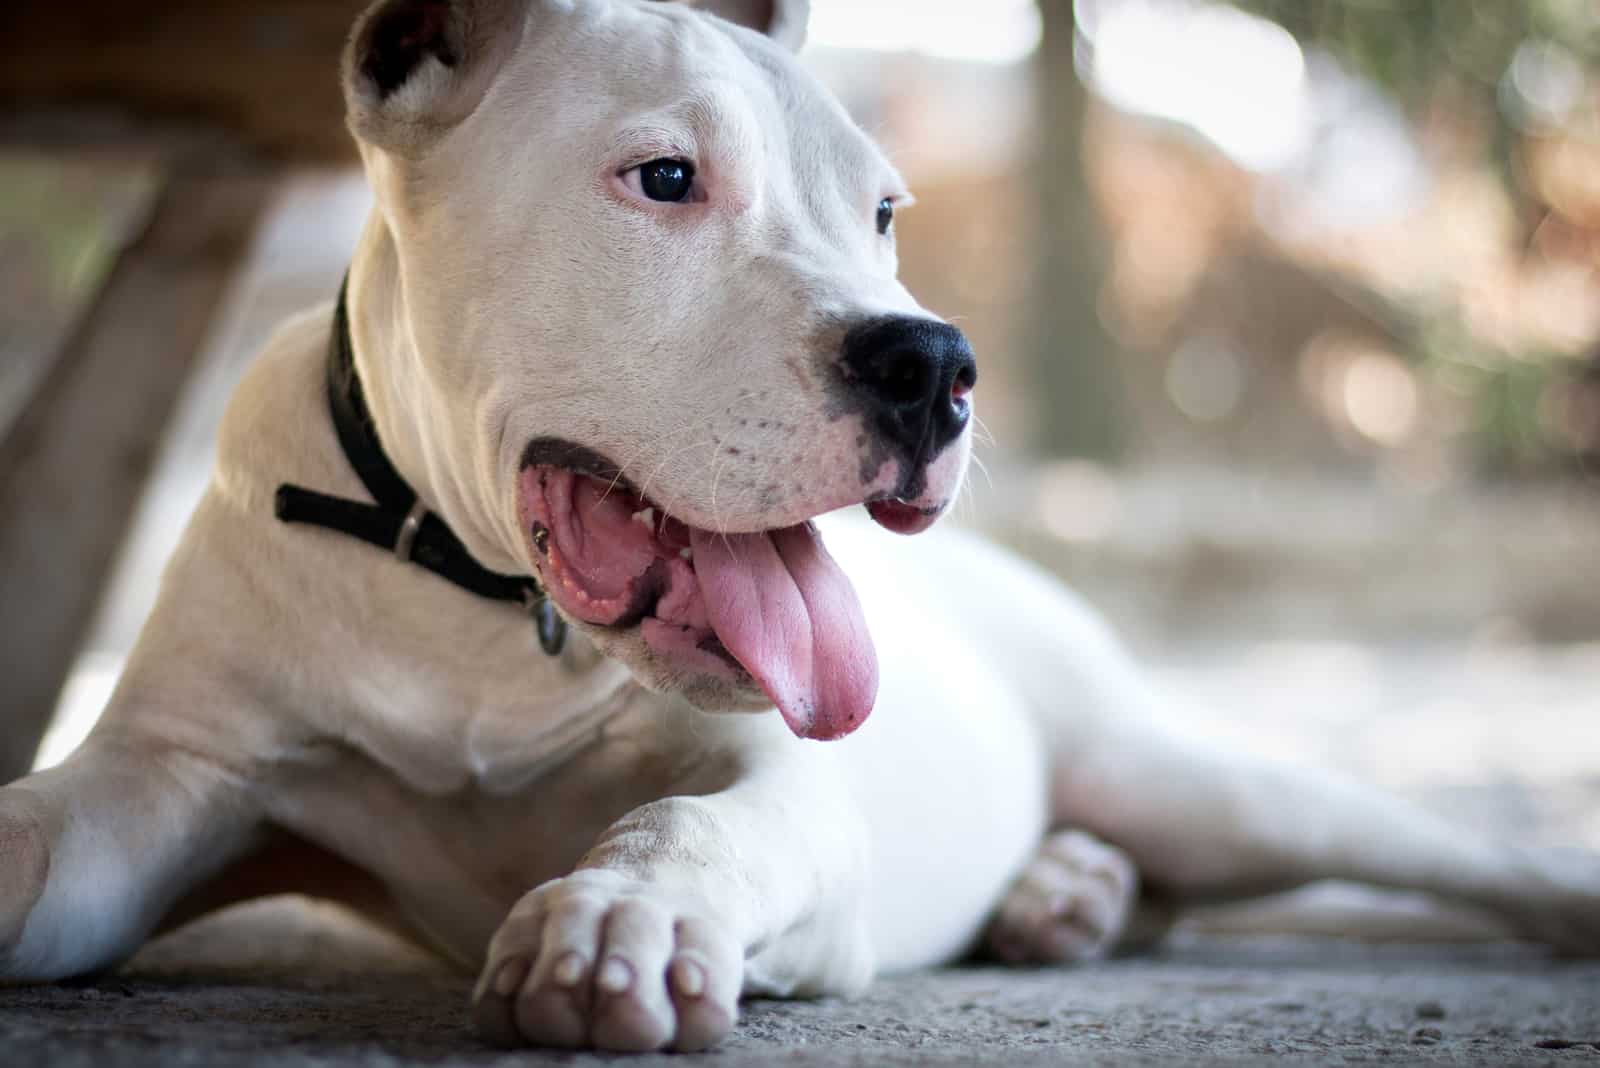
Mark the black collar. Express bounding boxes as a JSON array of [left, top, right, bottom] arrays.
[[274, 278, 567, 657]]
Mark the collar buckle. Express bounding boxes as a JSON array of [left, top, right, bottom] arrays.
[[394, 499, 428, 563], [274, 273, 563, 659]]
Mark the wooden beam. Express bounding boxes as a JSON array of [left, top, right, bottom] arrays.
[[0, 172, 273, 783], [0, 1, 365, 162]]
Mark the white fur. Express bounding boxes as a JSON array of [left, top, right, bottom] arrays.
[[1, 0, 1596, 1054]]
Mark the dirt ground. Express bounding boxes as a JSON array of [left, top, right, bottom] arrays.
[[3, 899, 1597, 1068]]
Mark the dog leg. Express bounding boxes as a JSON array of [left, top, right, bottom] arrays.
[[0, 725, 260, 981], [472, 752, 872, 1052], [1051, 707, 1600, 953]]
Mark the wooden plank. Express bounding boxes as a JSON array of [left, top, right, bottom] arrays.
[[34, 172, 371, 772], [0, 151, 166, 448], [0, 172, 273, 783]]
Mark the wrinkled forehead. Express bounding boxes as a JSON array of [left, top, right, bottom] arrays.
[[496, 0, 896, 199], [739, 33, 900, 204]]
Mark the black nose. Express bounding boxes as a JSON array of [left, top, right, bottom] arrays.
[[840, 315, 978, 463]]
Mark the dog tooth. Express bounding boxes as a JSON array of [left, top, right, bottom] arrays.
[[632, 507, 656, 528], [680, 548, 693, 561]]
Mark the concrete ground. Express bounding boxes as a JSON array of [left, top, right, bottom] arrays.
[[3, 899, 1597, 1067], [10, 635, 1598, 1066]]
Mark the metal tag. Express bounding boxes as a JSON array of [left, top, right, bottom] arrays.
[[531, 593, 567, 658]]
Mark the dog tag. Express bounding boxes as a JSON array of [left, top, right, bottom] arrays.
[[532, 593, 567, 658]]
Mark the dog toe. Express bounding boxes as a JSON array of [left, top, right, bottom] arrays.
[[666, 917, 742, 1051], [470, 957, 530, 1048], [512, 950, 594, 1050], [587, 899, 676, 1051]]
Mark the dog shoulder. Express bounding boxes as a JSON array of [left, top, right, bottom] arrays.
[[212, 303, 353, 517]]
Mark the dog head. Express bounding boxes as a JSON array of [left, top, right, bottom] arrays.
[[342, 0, 977, 740]]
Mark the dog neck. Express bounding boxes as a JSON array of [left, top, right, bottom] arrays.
[[326, 217, 643, 760], [345, 215, 526, 577]]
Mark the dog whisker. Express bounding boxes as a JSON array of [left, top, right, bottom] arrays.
[[637, 428, 726, 506], [611, 409, 730, 508], [972, 414, 998, 450], [968, 451, 995, 492]]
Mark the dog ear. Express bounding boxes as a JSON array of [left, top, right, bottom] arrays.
[[682, 0, 809, 52], [343, 0, 530, 155]]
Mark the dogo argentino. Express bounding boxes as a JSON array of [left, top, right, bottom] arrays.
[[2, 0, 1596, 1053]]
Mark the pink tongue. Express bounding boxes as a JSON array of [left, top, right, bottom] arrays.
[[690, 525, 878, 741]]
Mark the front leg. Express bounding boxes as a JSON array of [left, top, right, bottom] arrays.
[[472, 751, 872, 1052], [1, 720, 261, 981]]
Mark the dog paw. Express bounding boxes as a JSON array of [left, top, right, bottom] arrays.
[[1496, 849, 1600, 956], [984, 829, 1138, 965], [472, 869, 742, 1052]]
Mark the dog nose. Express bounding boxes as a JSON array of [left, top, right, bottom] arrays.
[[841, 316, 978, 461]]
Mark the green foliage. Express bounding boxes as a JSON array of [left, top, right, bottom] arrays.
[[1231, 0, 1599, 107], [1226, 0, 1600, 473]]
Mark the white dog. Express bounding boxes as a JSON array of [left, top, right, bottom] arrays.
[[2, 0, 1596, 1053]]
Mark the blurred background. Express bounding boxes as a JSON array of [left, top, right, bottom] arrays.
[[2, 1, 1597, 868]]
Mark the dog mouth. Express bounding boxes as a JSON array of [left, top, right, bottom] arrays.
[[516, 452, 936, 742]]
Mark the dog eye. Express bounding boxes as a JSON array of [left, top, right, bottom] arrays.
[[876, 197, 895, 236], [630, 159, 696, 203]]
